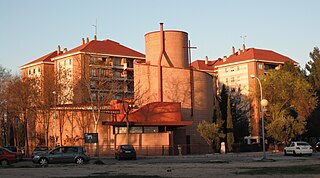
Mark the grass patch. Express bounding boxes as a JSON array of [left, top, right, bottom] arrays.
[[237, 164, 320, 175]]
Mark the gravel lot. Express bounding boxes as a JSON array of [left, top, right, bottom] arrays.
[[1, 152, 320, 178]]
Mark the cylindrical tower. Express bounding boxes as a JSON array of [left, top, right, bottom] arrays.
[[145, 30, 189, 69]]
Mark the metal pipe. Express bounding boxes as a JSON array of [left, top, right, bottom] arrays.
[[158, 23, 164, 102]]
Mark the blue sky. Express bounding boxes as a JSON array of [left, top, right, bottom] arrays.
[[1, 0, 319, 74]]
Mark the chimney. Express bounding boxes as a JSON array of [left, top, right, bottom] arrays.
[[82, 38, 85, 45], [238, 49, 241, 55], [63, 48, 67, 53], [94, 35, 97, 41], [57, 45, 61, 55], [223, 56, 227, 62], [232, 46, 235, 55], [86, 37, 89, 43], [242, 44, 246, 52], [205, 56, 208, 65]]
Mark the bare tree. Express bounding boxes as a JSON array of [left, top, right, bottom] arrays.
[[0, 65, 12, 146], [6, 76, 39, 156]]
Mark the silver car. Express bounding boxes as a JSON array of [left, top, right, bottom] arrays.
[[32, 146, 90, 166], [284, 141, 312, 156]]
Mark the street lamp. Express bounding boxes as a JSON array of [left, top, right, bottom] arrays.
[[52, 91, 58, 147], [250, 74, 268, 160]]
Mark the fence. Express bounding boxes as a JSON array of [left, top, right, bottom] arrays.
[[84, 144, 214, 157]]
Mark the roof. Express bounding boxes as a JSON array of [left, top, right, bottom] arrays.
[[191, 48, 298, 70], [20, 51, 57, 69], [55, 39, 145, 59]]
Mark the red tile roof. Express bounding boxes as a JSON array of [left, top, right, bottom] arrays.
[[20, 51, 57, 69], [56, 39, 145, 58], [191, 48, 298, 70]]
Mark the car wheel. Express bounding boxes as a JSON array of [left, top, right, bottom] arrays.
[[284, 150, 288, 156], [308, 153, 312, 156], [1, 160, 8, 167], [75, 157, 84, 164], [293, 151, 296, 156], [39, 158, 48, 167]]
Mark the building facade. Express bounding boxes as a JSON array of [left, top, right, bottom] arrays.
[[192, 45, 298, 138]]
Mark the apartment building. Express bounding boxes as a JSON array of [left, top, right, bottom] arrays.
[[192, 45, 298, 137], [20, 37, 146, 151]]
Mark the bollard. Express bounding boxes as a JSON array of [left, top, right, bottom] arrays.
[[178, 145, 182, 156]]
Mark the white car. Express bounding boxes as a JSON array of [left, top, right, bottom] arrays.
[[284, 141, 313, 156]]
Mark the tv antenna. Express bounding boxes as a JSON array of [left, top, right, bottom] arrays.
[[240, 35, 247, 45], [92, 19, 98, 37]]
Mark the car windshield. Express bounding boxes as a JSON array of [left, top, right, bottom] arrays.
[[297, 142, 309, 146], [121, 145, 134, 150], [2, 147, 14, 153], [34, 147, 48, 151]]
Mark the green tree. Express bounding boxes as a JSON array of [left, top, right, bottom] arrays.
[[262, 62, 317, 144], [230, 90, 250, 142], [305, 47, 320, 138], [226, 95, 234, 152], [197, 119, 225, 153]]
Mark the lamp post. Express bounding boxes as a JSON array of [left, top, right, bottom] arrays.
[[250, 74, 268, 160], [52, 91, 58, 147]]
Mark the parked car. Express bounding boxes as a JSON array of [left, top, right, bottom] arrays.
[[4, 146, 23, 161], [315, 142, 320, 152], [31, 146, 49, 158], [284, 141, 313, 156], [115, 144, 136, 160], [0, 147, 18, 166], [32, 146, 90, 166]]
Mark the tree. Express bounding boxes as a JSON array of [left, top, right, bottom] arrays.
[[305, 47, 320, 138], [197, 120, 225, 153], [226, 95, 234, 152], [0, 65, 12, 146], [262, 62, 317, 144], [6, 76, 40, 156], [230, 90, 250, 142]]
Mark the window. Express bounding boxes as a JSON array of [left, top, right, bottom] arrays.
[[225, 78, 228, 83], [130, 127, 142, 133], [38, 67, 41, 72], [225, 68, 228, 72], [33, 69, 35, 73], [237, 66, 240, 70], [258, 63, 263, 69], [29, 70, 31, 75], [69, 59, 72, 65], [144, 127, 158, 133], [230, 67, 234, 72], [90, 69, 96, 77], [90, 57, 95, 64], [231, 77, 234, 83]]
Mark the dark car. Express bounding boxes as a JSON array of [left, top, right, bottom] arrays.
[[4, 146, 23, 161], [31, 146, 49, 158], [315, 142, 320, 152], [0, 147, 18, 166], [32, 146, 90, 166], [115, 144, 136, 160]]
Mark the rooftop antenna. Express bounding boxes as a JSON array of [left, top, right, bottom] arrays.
[[240, 35, 247, 45], [92, 19, 97, 37]]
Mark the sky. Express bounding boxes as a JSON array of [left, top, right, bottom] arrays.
[[0, 0, 319, 74]]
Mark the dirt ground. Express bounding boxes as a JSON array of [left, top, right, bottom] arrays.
[[1, 152, 320, 178]]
